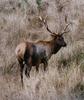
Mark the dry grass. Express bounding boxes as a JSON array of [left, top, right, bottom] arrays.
[[0, 0, 84, 100]]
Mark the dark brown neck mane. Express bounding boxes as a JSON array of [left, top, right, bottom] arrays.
[[51, 39, 61, 54]]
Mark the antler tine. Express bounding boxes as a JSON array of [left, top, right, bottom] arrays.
[[61, 23, 71, 35], [39, 16, 42, 20], [39, 16, 55, 35]]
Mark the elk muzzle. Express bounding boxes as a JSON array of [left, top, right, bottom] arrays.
[[62, 42, 67, 47]]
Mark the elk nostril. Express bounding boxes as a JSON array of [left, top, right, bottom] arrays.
[[64, 43, 67, 46], [63, 43, 67, 47]]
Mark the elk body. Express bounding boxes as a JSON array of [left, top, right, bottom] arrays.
[[15, 17, 69, 86]]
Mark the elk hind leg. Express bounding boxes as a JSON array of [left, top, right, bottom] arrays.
[[25, 57, 32, 78], [25, 65, 32, 78], [19, 61, 24, 87]]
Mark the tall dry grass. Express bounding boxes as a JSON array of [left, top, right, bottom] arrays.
[[0, 0, 84, 100]]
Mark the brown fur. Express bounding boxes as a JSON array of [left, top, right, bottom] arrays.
[[15, 34, 66, 87], [15, 17, 69, 87]]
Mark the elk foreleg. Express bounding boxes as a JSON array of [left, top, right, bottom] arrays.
[[42, 58, 48, 71], [36, 63, 40, 72], [43, 61, 48, 71]]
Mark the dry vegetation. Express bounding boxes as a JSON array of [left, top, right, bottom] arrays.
[[0, 0, 84, 100]]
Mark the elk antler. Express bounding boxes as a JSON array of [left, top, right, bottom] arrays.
[[61, 23, 71, 35], [39, 16, 56, 36]]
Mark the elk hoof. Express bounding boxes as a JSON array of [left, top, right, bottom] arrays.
[[25, 73, 30, 78]]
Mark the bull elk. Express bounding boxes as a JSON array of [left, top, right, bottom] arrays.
[[15, 16, 70, 86]]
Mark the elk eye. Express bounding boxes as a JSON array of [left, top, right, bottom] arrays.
[[59, 37, 62, 40]]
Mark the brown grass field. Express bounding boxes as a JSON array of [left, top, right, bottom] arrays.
[[0, 0, 84, 100]]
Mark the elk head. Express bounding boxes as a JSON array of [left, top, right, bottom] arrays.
[[39, 16, 70, 47]]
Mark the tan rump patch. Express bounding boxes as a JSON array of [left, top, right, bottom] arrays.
[[15, 42, 26, 60]]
